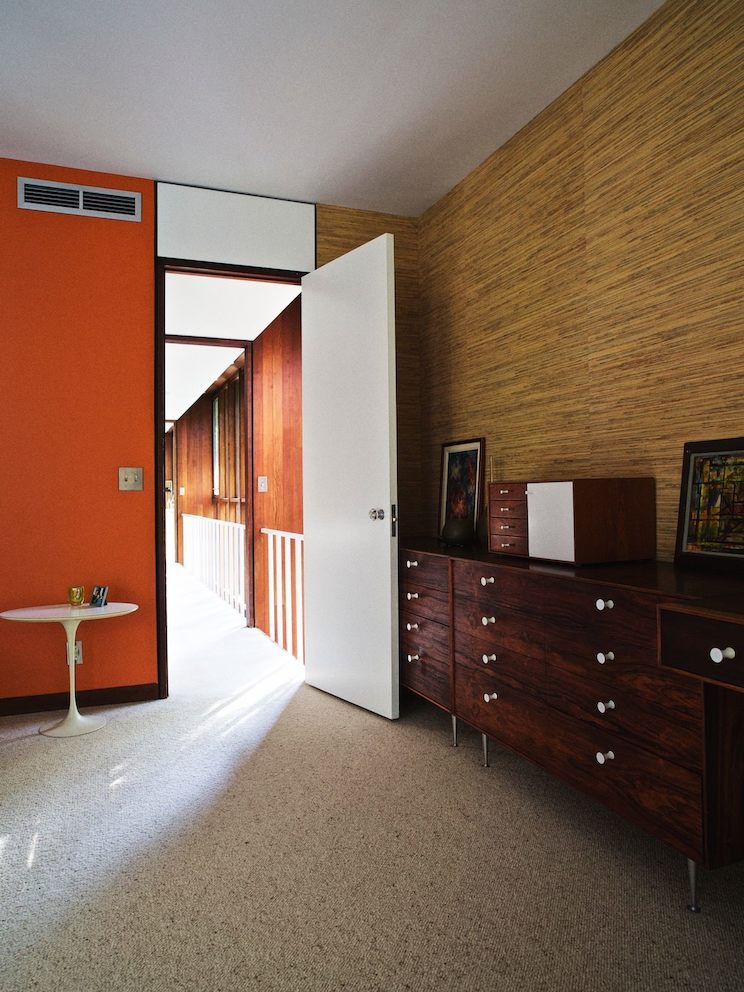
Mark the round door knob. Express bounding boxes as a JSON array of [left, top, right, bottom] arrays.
[[597, 700, 616, 714], [407, 654, 420, 663], [596, 750, 615, 765], [596, 651, 615, 665], [406, 622, 419, 631], [710, 647, 736, 663], [483, 692, 498, 703], [482, 616, 496, 626], [480, 576, 495, 586], [482, 653, 497, 664], [595, 598, 615, 611], [406, 559, 418, 568], [406, 592, 419, 600]]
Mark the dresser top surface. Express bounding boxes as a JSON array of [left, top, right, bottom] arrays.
[[401, 537, 744, 601]]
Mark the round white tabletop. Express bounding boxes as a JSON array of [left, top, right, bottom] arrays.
[[1, 603, 138, 623], [1, 602, 138, 737]]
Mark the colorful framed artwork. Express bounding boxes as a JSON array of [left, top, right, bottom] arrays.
[[675, 437, 744, 570], [439, 438, 484, 540]]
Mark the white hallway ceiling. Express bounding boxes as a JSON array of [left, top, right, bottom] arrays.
[[165, 274, 301, 422], [1, 1, 663, 216]]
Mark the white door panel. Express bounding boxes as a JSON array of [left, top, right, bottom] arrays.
[[302, 234, 398, 719]]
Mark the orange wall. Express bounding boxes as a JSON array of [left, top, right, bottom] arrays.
[[0, 158, 157, 698]]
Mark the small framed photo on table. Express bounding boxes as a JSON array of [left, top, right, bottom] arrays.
[[675, 437, 744, 571], [439, 438, 484, 539], [90, 585, 109, 608]]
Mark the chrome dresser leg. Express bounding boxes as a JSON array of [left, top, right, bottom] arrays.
[[451, 714, 458, 747], [482, 733, 489, 767], [687, 858, 701, 913]]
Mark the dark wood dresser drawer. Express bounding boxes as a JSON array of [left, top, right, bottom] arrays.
[[400, 618, 450, 709], [399, 581, 449, 624], [541, 576, 660, 660], [489, 481, 528, 502], [659, 605, 744, 691], [542, 707, 704, 862], [399, 549, 449, 592], [453, 597, 542, 649], [454, 664, 547, 762], [455, 646, 544, 697], [546, 664, 703, 770], [453, 559, 540, 614]]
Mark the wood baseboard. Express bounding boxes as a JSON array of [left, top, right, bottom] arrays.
[[0, 683, 159, 717]]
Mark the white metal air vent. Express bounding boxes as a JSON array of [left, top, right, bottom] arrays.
[[17, 177, 141, 222]]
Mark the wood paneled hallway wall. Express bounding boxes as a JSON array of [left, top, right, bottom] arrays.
[[318, 0, 744, 561]]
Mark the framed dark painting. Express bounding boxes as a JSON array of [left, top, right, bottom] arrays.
[[439, 438, 484, 538], [675, 437, 744, 571]]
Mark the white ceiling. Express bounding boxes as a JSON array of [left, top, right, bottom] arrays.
[[1, 1, 663, 216], [165, 343, 244, 423], [166, 274, 301, 341]]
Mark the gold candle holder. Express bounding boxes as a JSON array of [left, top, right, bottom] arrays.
[[67, 586, 85, 608]]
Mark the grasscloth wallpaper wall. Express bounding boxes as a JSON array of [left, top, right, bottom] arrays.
[[419, 0, 744, 560], [317, 0, 743, 560]]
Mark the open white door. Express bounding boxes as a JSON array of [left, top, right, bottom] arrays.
[[302, 234, 398, 719]]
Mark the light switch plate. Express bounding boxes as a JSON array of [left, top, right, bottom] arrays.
[[257, 476, 268, 493], [119, 467, 144, 491]]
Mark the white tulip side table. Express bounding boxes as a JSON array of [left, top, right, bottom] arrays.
[[0, 603, 138, 737]]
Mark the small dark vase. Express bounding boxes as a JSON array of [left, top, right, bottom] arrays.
[[440, 518, 474, 547]]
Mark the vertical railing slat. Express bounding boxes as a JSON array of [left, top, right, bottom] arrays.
[[259, 528, 304, 662], [181, 513, 246, 618]]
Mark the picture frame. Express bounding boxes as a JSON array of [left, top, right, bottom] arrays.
[[439, 438, 484, 540], [90, 585, 109, 608], [674, 437, 744, 571]]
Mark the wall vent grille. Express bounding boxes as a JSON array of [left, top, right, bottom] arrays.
[[18, 177, 141, 222]]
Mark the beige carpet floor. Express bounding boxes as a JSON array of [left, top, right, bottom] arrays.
[[1, 566, 744, 992]]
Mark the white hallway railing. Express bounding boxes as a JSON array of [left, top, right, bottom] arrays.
[[182, 513, 246, 616], [261, 528, 304, 662]]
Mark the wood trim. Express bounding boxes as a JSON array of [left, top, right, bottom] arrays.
[[165, 334, 252, 348], [157, 257, 305, 282], [244, 344, 255, 625], [0, 683, 159, 717], [155, 261, 299, 677], [155, 242, 169, 699]]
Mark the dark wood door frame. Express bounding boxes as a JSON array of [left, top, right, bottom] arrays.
[[155, 257, 303, 699]]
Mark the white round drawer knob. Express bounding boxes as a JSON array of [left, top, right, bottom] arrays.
[[406, 559, 419, 568], [407, 654, 420, 663], [482, 616, 496, 626], [483, 692, 498, 703], [406, 622, 419, 631], [596, 750, 615, 765], [595, 598, 615, 611], [710, 647, 735, 663], [480, 576, 495, 586], [596, 651, 615, 665], [482, 653, 497, 664], [499, 489, 509, 494], [597, 700, 616, 714], [406, 592, 419, 600]]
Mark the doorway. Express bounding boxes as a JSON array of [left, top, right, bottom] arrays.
[[156, 260, 302, 696]]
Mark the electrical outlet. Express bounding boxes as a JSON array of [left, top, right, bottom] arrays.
[[74, 641, 83, 665], [257, 476, 268, 493]]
